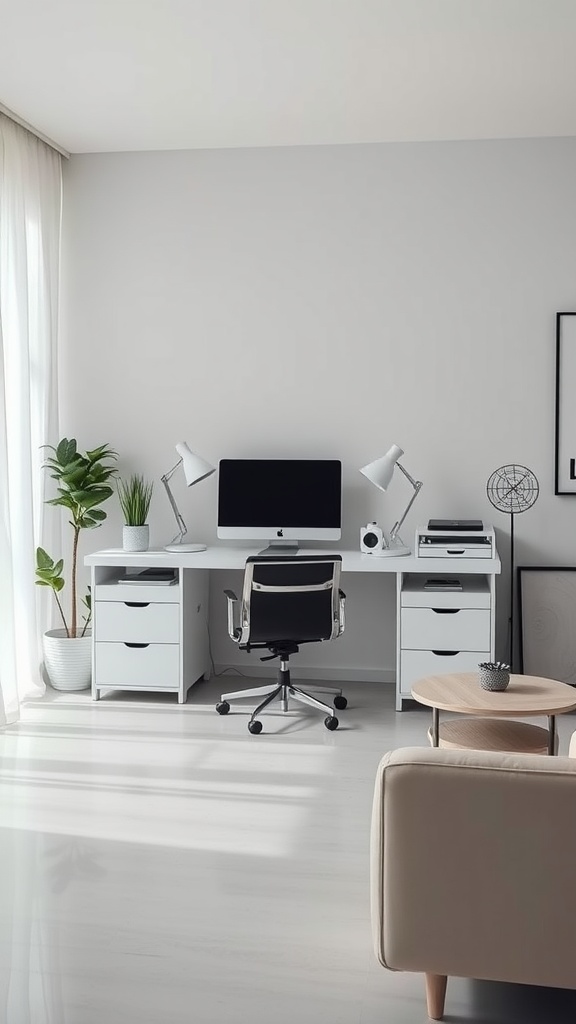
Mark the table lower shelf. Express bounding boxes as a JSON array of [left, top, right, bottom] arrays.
[[427, 717, 557, 755]]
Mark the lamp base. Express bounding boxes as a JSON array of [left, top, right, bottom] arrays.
[[371, 543, 411, 558], [164, 543, 207, 552]]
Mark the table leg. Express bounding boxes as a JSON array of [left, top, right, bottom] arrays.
[[432, 707, 440, 747], [548, 716, 556, 756]]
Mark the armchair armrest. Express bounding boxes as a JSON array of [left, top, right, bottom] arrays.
[[371, 746, 576, 992], [224, 589, 240, 642]]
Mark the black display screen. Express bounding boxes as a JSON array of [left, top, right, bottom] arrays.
[[217, 459, 342, 529]]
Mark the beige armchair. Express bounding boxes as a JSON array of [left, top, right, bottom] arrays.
[[371, 741, 576, 1020]]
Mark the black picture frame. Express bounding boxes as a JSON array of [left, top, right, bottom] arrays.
[[555, 312, 576, 494], [518, 565, 576, 683]]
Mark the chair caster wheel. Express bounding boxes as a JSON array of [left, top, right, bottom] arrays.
[[248, 720, 263, 735], [216, 701, 230, 715], [325, 716, 339, 731], [334, 695, 347, 710]]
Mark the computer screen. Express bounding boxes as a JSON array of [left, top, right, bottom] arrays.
[[217, 459, 342, 543]]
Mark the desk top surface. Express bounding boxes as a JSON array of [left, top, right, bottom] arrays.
[[85, 546, 501, 574]]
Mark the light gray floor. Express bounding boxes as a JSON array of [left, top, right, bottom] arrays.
[[1, 677, 576, 1024]]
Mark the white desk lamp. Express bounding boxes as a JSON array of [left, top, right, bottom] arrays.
[[360, 444, 423, 556], [161, 442, 215, 552]]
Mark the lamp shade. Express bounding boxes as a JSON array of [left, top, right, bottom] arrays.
[[175, 442, 215, 486], [360, 444, 404, 491]]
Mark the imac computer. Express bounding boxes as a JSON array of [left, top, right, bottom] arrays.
[[217, 458, 342, 553]]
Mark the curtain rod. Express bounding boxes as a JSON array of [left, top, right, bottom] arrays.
[[0, 102, 70, 159]]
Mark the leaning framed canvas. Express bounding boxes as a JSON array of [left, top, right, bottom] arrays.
[[518, 566, 576, 684], [555, 312, 576, 494]]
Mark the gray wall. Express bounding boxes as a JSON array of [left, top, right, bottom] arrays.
[[60, 137, 576, 679]]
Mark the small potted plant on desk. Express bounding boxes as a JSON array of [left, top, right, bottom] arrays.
[[35, 438, 118, 691], [118, 474, 153, 551]]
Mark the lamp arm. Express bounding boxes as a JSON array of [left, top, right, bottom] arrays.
[[395, 460, 420, 490], [163, 458, 183, 482], [389, 476, 423, 543], [161, 474, 188, 545]]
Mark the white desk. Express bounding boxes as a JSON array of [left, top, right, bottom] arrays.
[[85, 546, 501, 708]]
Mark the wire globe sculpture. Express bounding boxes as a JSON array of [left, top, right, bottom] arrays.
[[486, 464, 539, 515], [486, 464, 539, 670]]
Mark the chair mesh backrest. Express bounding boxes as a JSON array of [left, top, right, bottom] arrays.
[[240, 555, 342, 647]]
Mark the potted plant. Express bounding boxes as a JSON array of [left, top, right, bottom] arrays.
[[118, 474, 153, 551], [35, 438, 118, 691]]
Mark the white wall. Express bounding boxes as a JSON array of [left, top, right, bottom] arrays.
[[60, 137, 576, 678]]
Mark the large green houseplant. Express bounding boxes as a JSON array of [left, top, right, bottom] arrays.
[[35, 438, 118, 689]]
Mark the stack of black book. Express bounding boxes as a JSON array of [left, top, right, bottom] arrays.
[[427, 519, 483, 531]]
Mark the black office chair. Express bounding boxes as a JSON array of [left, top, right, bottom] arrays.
[[215, 555, 347, 734]]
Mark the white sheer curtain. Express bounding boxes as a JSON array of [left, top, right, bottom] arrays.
[[0, 113, 62, 725]]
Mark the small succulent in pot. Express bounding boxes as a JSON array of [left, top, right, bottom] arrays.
[[478, 661, 511, 691]]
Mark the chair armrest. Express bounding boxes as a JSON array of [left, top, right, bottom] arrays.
[[338, 589, 346, 636], [224, 589, 240, 642], [371, 746, 576, 990]]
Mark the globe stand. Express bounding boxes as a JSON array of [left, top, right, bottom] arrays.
[[486, 465, 539, 670], [508, 510, 516, 670]]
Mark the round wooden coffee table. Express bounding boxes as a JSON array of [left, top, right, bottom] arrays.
[[411, 673, 576, 755]]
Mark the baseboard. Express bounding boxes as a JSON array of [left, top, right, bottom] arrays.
[[212, 664, 395, 684]]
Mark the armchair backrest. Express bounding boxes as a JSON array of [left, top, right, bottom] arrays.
[[371, 745, 576, 992], [238, 554, 343, 648]]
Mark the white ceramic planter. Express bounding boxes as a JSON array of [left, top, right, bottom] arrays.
[[123, 524, 149, 551], [43, 629, 92, 691]]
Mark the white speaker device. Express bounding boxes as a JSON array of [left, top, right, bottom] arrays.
[[360, 523, 385, 554]]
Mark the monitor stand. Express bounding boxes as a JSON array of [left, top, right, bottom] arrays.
[[258, 541, 300, 556]]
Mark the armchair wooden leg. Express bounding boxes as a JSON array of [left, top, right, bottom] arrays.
[[425, 974, 447, 1020]]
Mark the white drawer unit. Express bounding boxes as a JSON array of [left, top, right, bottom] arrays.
[[396, 573, 496, 709], [90, 564, 210, 703], [95, 641, 180, 689], [400, 608, 491, 652], [95, 600, 180, 644]]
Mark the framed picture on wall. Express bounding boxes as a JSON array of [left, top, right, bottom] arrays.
[[555, 312, 576, 494], [518, 566, 576, 684]]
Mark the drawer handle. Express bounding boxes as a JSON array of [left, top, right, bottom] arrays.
[[124, 602, 150, 608], [446, 549, 465, 555], [123, 642, 150, 649], [432, 608, 459, 615], [432, 650, 460, 656]]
